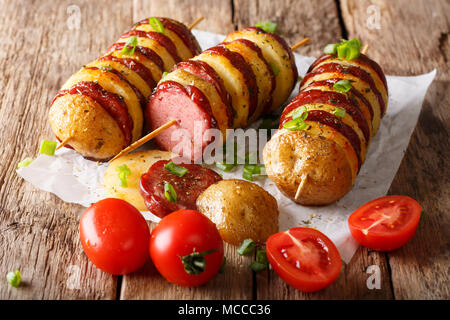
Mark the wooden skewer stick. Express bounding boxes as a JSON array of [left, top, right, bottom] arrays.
[[109, 119, 178, 162], [188, 16, 204, 30], [294, 173, 308, 201], [361, 44, 369, 55], [56, 137, 72, 151], [291, 37, 310, 51]]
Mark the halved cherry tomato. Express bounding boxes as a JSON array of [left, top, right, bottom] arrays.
[[348, 195, 421, 251], [149, 209, 224, 287], [266, 227, 342, 292], [80, 198, 150, 275]]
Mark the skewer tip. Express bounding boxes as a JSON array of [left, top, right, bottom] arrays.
[[188, 16, 204, 31], [291, 37, 310, 51]]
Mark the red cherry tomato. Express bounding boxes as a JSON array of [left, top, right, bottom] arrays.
[[348, 195, 421, 251], [266, 227, 342, 293], [149, 209, 224, 287], [80, 198, 150, 275]]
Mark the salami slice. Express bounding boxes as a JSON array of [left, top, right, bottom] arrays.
[[140, 160, 222, 218]]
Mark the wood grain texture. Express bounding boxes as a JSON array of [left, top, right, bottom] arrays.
[[341, 0, 450, 299], [233, 0, 343, 57], [0, 0, 448, 300], [132, 0, 235, 35], [0, 0, 135, 299]]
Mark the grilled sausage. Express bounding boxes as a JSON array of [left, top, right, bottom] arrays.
[[48, 17, 201, 161], [146, 27, 297, 161]]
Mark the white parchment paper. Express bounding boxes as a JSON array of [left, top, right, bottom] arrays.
[[17, 30, 436, 263]]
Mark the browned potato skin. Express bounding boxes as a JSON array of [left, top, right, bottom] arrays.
[[196, 179, 279, 245], [48, 94, 125, 160], [263, 129, 353, 205]]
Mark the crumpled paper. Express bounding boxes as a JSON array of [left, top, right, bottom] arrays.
[[17, 30, 436, 263]]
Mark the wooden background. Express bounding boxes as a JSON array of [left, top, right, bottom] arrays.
[[0, 0, 448, 299]]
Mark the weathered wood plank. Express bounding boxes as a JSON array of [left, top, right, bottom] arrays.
[[132, 0, 235, 35], [0, 0, 136, 299], [119, 0, 254, 300], [233, 0, 392, 299], [341, 0, 450, 299], [233, 0, 343, 57]]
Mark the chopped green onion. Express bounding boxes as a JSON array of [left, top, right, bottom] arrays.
[[148, 17, 165, 33], [237, 238, 256, 256], [121, 36, 138, 55], [283, 118, 309, 131], [333, 79, 352, 93], [164, 182, 177, 203], [216, 162, 236, 172], [256, 249, 268, 265], [162, 71, 168, 78], [250, 250, 269, 272], [17, 157, 33, 168], [329, 98, 338, 104], [255, 21, 277, 33], [269, 62, 280, 76], [243, 171, 254, 181], [291, 106, 308, 121], [99, 65, 113, 72], [164, 161, 188, 177], [250, 261, 267, 272], [39, 140, 57, 156], [116, 164, 131, 187], [324, 43, 338, 54], [6, 270, 21, 287], [298, 76, 303, 82], [324, 38, 361, 60], [334, 107, 346, 118]]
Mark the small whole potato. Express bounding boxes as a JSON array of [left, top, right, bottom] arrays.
[[196, 179, 279, 245]]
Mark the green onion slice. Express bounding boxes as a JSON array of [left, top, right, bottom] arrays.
[[291, 106, 308, 121], [324, 43, 338, 54], [116, 164, 131, 187], [250, 261, 268, 272], [164, 161, 188, 177], [148, 17, 165, 33], [6, 270, 21, 287], [256, 249, 268, 264], [333, 107, 346, 118], [17, 157, 33, 168], [162, 71, 168, 78], [255, 21, 277, 33], [99, 65, 113, 72], [324, 38, 362, 60], [121, 36, 138, 55], [283, 118, 309, 131], [39, 140, 57, 156], [164, 182, 177, 203], [269, 62, 280, 76], [237, 238, 256, 256], [216, 162, 236, 172], [333, 79, 352, 93]]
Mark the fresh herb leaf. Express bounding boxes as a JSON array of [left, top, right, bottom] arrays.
[[255, 21, 277, 33], [164, 161, 188, 177]]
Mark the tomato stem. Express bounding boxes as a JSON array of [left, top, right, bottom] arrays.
[[180, 249, 217, 275]]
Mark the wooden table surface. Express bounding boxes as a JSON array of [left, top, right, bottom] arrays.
[[0, 0, 448, 300]]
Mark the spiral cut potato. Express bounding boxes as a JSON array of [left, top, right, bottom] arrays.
[[48, 18, 201, 161], [146, 27, 298, 160], [263, 51, 388, 205]]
